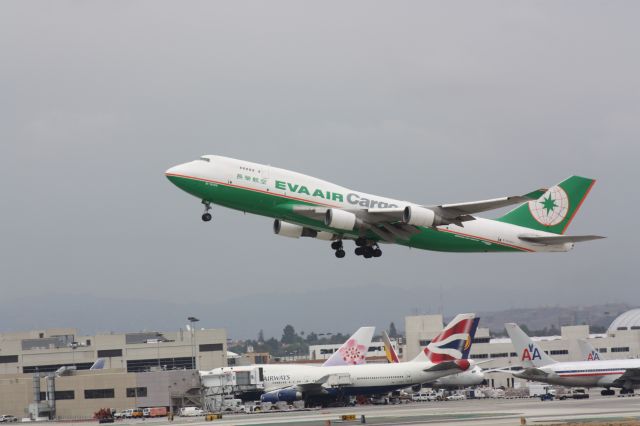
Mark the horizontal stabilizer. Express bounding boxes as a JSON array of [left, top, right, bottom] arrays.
[[424, 359, 469, 373], [518, 234, 605, 245]]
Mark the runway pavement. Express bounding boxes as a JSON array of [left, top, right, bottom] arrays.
[[106, 393, 640, 426]]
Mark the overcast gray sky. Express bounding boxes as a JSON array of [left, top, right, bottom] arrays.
[[1, 1, 638, 339]]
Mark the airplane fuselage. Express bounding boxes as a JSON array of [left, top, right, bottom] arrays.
[[516, 359, 640, 389], [202, 360, 466, 397], [166, 155, 572, 253]]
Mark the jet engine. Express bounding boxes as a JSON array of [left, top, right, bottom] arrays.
[[273, 220, 304, 238], [273, 220, 336, 240], [402, 206, 449, 227], [324, 209, 357, 230], [411, 384, 422, 393], [260, 388, 302, 403]]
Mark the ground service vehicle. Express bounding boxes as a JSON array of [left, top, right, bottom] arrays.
[[560, 389, 590, 400], [0, 415, 17, 423]]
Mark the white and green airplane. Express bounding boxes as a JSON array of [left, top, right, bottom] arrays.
[[166, 155, 603, 258]]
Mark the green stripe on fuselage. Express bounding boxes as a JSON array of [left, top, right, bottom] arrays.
[[167, 175, 521, 253]]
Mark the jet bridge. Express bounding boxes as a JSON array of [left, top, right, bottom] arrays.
[[201, 367, 265, 412]]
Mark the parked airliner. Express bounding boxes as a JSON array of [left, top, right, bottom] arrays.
[[380, 321, 485, 388], [506, 324, 640, 395], [166, 156, 602, 258], [200, 314, 477, 405]]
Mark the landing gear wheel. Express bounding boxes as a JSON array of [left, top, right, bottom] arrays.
[[331, 241, 343, 250], [335, 249, 346, 258], [355, 237, 367, 247], [363, 247, 373, 259], [355, 247, 364, 256], [201, 200, 212, 222], [373, 248, 382, 257]]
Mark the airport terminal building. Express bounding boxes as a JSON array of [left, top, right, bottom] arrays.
[[0, 327, 226, 419]]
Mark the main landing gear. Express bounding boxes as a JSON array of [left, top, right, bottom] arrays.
[[354, 238, 382, 259], [601, 388, 615, 396], [620, 388, 634, 395], [331, 240, 346, 258], [201, 200, 212, 222]]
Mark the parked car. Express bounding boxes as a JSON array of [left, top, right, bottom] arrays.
[[113, 411, 126, 419], [0, 415, 18, 423]]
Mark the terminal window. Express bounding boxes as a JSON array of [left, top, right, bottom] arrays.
[[470, 354, 488, 359], [84, 389, 115, 399], [549, 350, 569, 355], [199, 343, 223, 352], [418, 340, 431, 346], [612, 347, 630, 353], [490, 353, 509, 358], [126, 387, 148, 398], [473, 337, 491, 344], [40, 391, 75, 400], [599, 348, 608, 353], [97, 349, 122, 358], [0, 355, 18, 364]]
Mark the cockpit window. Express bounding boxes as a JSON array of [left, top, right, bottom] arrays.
[[198, 156, 210, 162]]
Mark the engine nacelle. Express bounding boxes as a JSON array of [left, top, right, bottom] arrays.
[[402, 206, 449, 227], [273, 220, 336, 240], [411, 384, 422, 393], [324, 209, 357, 230], [273, 220, 304, 238], [260, 388, 302, 403]]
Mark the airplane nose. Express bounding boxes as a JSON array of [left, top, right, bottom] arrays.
[[165, 162, 193, 188]]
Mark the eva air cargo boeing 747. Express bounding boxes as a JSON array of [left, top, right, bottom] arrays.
[[166, 155, 602, 258]]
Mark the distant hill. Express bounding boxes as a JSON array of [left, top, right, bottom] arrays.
[[475, 303, 634, 336]]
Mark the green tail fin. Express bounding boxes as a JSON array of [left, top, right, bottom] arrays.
[[497, 176, 596, 234]]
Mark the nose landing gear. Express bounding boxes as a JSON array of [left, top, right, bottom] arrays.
[[201, 201, 212, 222]]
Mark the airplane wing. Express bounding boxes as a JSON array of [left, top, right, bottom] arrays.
[[427, 189, 547, 219], [264, 374, 336, 395], [518, 235, 605, 245], [515, 367, 551, 379], [612, 369, 640, 387], [292, 188, 544, 242]]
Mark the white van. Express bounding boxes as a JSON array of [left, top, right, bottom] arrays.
[[179, 407, 204, 417]]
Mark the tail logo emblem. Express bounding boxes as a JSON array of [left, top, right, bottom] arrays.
[[587, 351, 600, 361], [528, 186, 569, 226], [521, 344, 542, 361], [339, 339, 367, 365]]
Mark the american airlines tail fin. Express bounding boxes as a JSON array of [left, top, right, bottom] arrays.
[[497, 176, 597, 235], [505, 323, 556, 368], [578, 339, 603, 361], [412, 313, 476, 363], [322, 327, 375, 367], [90, 358, 106, 370], [381, 331, 400, 363]]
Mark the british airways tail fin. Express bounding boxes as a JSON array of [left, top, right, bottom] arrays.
[[412, 313, 476, 363], [505, 323, 555, 368], [322, 327, 374, 367]]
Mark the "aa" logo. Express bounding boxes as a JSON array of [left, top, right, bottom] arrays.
[[587, 351, 600, 361], [521, 344, 542, 361]]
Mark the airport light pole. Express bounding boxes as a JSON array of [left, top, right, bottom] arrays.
[[187, 317, 199, 370]]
